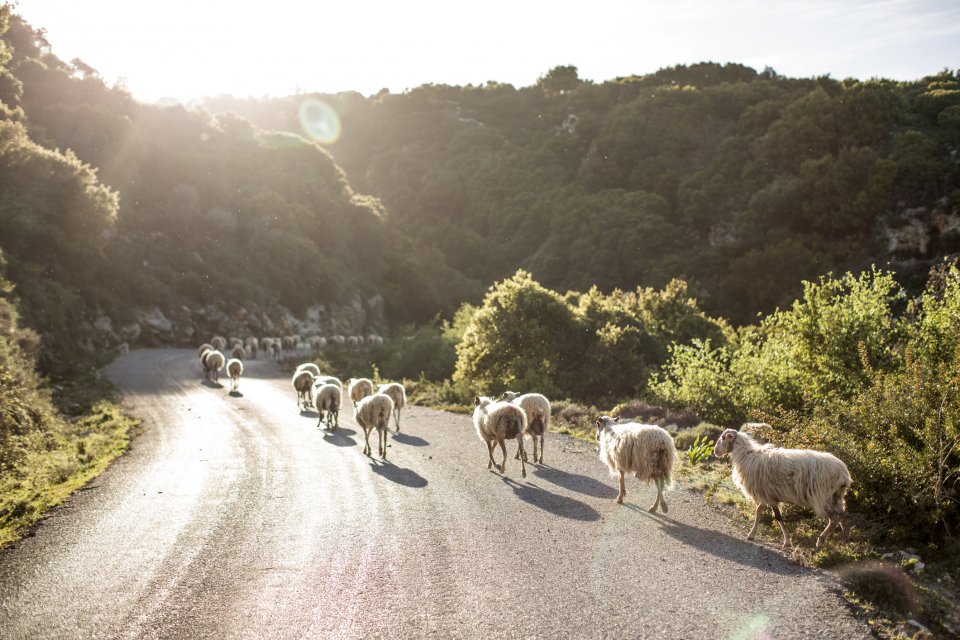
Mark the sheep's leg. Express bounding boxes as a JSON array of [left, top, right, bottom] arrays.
[[380, 428, 387, 460], [539, 435, 544, 464], [486, 441, 495, 469], [650, 478, 663, 513], [395, 409, 401, 432], [363, 427, 372, 456], [498, 439, 507, 473], [517, 440, 527, 479], [772, 505, 791, 548], [659, 478, 668, 514], [531, 436, 539, 465], [747, 503, 764, 540], [816, 517, 840, 548], [617, 471, 626, 504]]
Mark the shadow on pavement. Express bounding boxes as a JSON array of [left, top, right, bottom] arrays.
[[501, 476, 601, 522], [624, 504, 803, 576], [532, 465, 619, 499], [392, 432, 429, 447], [322, 430, 356, 447], [228, 391, 243, 398], [201, 380, 223, 389], [299, 409, 319, 419], [369, 461, 428, 488]]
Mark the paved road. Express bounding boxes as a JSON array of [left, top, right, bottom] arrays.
[[0, 349, 870, 639]]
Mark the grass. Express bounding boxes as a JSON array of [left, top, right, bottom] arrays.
[[0, 375, 138, 549]]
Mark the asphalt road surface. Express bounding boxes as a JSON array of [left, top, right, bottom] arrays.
[[0, 349, 871, 639]]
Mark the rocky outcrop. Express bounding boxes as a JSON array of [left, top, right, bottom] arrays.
[[84, 294, 387, 352], [878, 200, 960, 282]]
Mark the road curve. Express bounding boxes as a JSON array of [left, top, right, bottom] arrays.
[[0, 349, 869, 639]]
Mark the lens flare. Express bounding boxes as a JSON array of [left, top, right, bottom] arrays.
[[298, 98, 341, 145]]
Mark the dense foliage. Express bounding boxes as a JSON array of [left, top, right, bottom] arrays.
[[652, 264, 960, 543], [453, 270, 726, 403], [216, 64, 960, 325]]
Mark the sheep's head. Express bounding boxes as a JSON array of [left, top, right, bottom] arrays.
[[474, 396, 493, 409], [499, 391, 519, 402], [713, 429, 738, 457], [595, 415, 618, 440]]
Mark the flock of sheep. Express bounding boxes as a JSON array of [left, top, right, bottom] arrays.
[[194, 335, 852, 551]]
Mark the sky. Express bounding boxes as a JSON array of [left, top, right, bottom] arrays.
[[12, 0, 960, 104]]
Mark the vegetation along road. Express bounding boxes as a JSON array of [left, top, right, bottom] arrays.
[[0, 350, 870, 639]]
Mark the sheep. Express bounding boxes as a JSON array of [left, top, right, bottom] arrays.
[[596, 416, 677, 511], [245, 337, 259, 359], [347, 335, 359, 349], [377, 382, 406, 431], [316, 375, 342, 391], [231, 345, 246, 360], [202, 349, 226, 384], [296, 362, 321, 378], [211, 336, 227, 351], [118, 342, 129, 355], [230, 338, 243, 349], [500, 391, 550, 464], [312, 383, 342, 430], [330, 334, 346, 346], [713, 428, 851, 549], [270, 340, 281, 360], [473, 396, 528, 478], [197, 343, 214, 359], [354, 393, 394, 459], [226, 358, 243, 393], [292, 369, 316, 410], [366, 334, 384, 346], [348, 377, 374, 403]]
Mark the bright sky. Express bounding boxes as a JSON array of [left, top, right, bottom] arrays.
[[12, 0, 960, 103]]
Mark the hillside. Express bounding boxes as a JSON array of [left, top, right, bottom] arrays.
[[211, 64, 960, 325]]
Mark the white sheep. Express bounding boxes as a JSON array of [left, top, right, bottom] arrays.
[[348, 377, 374, 403], [245, 337, 259, 359], [713, 429, 851, 549], [500, 391, 550, 464], [330, 334, 346, 346], [118, 342, 129, 355], [270, 340, 281, 360], [230, 337, 243, 349], [473, 396, 528, 478], [226, 358, 243, 393], [211, 336, 227, 351], [347, 335, 359, 349], [377, 382, 407, 431], [596, 416, 677, 511], [202, 349, 226, 384], [312, 383, 342, 430], [296, 362, 321, 378], [291, 369, 316, 410], [354, 393, 394, 459], [316, 375, 342, 391], [230, 345, 246, 360], [197, 343, 214, 359]]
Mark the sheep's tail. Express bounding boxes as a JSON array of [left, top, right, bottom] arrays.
[[502, 413, 523, 440], [650, 438, 677, 486], [528, 411, 546, 437]]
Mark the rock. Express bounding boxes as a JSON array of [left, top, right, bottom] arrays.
[[120, 323, 142, 342], [905, 619, 930, 636], [141, 307, 173, 333], [93, 316, 114, 333]]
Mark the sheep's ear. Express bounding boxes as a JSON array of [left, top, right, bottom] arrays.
[[613, 415, 621, 422], [474, 396, 481, 406]]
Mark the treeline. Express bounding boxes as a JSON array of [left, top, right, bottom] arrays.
[[0, 11, 469, 378], [215, 63, 960, 325]]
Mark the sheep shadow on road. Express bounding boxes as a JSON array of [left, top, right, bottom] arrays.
[[624, 504, 804, 576], [201, 380, 224, 389], [299, 409, 319, 419], [391, 432, 429, 447], [321, 429, 356, 447], [532, 465, 619, 499], [228, 391, 243, 398], [500, 476, 601, 522], [369, 460, 428, 488]]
